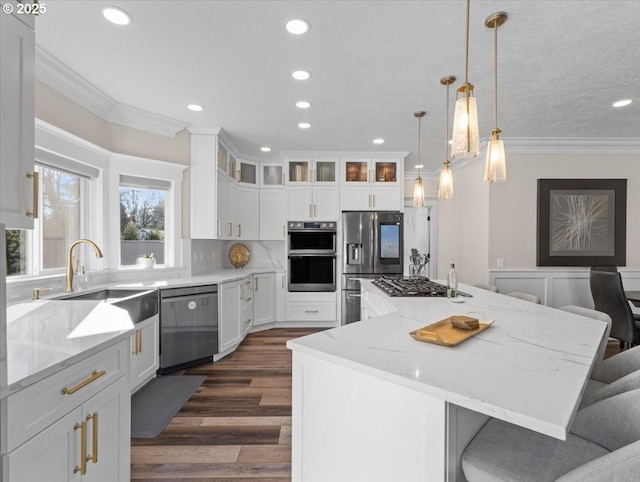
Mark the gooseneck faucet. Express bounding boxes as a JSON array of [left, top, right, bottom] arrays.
[[65, 239, 103, 292]]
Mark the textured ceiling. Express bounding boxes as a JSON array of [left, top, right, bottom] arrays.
[[34, 0, 640, 174]]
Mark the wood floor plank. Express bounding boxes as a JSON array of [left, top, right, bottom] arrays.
[[131, 328, 322, 481]]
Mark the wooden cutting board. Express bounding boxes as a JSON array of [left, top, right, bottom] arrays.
[[410, 316, 494, 347]]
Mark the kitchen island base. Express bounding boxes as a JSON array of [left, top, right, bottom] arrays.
[[291, 351, 488, 482]]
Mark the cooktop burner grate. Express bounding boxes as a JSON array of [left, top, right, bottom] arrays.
[[372, 276, 449, 297]]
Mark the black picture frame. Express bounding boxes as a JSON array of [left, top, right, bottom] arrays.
[[536, 179, 627, 267]]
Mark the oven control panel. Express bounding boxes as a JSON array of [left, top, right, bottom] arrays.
[[288, 221, 336, 231]]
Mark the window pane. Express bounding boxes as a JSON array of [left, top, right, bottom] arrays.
[[120, 186, 166, 266], [5, 229, 28, 276], [41, 166, 81, 270]]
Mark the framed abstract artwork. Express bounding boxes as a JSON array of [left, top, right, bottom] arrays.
[[536, 179, 627, 266]]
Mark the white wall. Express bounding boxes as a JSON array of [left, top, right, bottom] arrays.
[[436, 143, 640, 292], [488, 152, 640, 269], [437, 159, 490, 284]]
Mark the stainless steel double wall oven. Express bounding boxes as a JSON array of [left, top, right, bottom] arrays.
[[287, 221, 337, 292]]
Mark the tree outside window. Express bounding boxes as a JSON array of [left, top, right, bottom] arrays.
[[119, 186, 166, 265]]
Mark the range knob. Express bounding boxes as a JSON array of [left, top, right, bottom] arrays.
[[320, 222, 327, 228], [296, 222, 302, 228]]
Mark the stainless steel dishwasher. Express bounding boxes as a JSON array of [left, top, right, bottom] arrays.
[[159, 285, 218, 373]]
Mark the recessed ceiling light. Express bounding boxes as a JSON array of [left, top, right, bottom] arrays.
[[298, 122, 311, 129], [296, 101, 312, 109], [292, 70, 311, 80], [286, 18, 310, 35], [613, 99, 633, 108], [187, 104, 204, 112], [414, 164, 424, 169], [102, 6, 132, 25], [373, 138, 385, 144], [261, 147, 272, 152]]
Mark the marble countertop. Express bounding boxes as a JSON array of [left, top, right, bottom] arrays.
[[3, 300, 134, 396], [3, 267, 280, 396], [287, 281, 608, 440]]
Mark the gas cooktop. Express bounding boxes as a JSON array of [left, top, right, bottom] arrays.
[[372, 276, 473, 298]]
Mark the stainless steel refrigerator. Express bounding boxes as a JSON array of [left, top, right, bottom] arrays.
[[341, 211, 403, 324]]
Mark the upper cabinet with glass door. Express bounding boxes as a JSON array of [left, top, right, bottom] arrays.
[[342, 159, 400, 186], [237, 159, 258, 186], [287, 158, 338, 185], [260, 163, 285, 189]]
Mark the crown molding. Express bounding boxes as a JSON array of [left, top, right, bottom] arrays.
[[281, 151, 410, 159], [36, 46, 189, 138], [425, 137, 640, 176]]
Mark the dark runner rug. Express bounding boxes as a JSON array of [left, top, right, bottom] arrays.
[[131, 375, 205, 438]]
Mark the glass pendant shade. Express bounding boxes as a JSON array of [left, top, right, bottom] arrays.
[[484, 130, 507, 182], [438, 162, 454, 199], [451, 88, 479, 159], [413, 176, 425, 207]]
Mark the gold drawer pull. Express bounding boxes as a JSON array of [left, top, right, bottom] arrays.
[[86, 412, 99, 464], [73, 421, 87, 474], [26, 171, 39, 218], [61, 370, 106, 395]]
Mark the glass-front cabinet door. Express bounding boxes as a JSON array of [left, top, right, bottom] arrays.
[[287, 158, 337, 184], [217, 143, 228, 172], [261, 163, 284, 188], [312, 159, 337, 184], [342, 159, 399, 185], [372, 160, 398, 185], [343, 160, 369, 183], [238, 159, 258, 186], [287, 159, 311, 184]]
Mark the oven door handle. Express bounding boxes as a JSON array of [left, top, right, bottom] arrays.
[[288, 253, 337, 258]]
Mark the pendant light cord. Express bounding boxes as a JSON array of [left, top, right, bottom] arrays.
[[445, 83, 450, 159], [464, 0, 470, 84], [418, 115, 422, 176], [493, 18, 498, 129]]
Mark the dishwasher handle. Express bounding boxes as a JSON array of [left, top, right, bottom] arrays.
[[161, 292, 218, 303]]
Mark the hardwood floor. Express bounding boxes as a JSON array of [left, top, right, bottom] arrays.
[[131, 328, 323, 481]]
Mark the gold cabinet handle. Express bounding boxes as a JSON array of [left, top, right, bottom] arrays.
[[61, 370, 106, 395], [137, 329, 142, 354], [73, 421, 87, 474], [26, 171, 39, 218], [86, 413, 98, 464]]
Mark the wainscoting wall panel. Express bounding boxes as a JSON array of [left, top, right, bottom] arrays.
[[489, 269, 640, 308]]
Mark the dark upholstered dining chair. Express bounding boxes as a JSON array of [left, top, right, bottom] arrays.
[[590, 270, 640, 349]]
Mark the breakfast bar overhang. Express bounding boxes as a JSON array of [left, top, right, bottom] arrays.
[[287, 282, 608, 482]]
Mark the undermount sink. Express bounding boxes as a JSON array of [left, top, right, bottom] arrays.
[[57, 288, 158, 323]]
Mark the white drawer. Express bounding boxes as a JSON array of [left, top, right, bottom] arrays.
[[5, 339, 129, 452], [287, 301, 336, 321]]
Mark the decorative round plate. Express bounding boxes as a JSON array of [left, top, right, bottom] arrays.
[[228, 243, 250, 268]]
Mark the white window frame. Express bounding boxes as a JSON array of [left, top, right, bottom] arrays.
[[107, 153, 185, 270]]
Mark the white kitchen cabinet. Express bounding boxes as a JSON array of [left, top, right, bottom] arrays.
[[259, 189, 286, 240], [235, 185, 259, 240], [340, 158, 403, 211], [240, 276, 254, 336], [287, 185, 340, 221], [287, 158, 338, 185], [0, 11, 35, 229], [275, 272, 287, 321], [237, 159, 258, 186], [260, 163, 285, 188], [3, 340, 130, 481], [253, 272, 275, 326], [130, 314, 159, 394], [286, 292, 337, 322], [219, 280, 243, 352], [190, 134, 218, 239]]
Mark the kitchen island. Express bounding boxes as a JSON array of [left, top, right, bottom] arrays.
[[287, 281, 608, 482]]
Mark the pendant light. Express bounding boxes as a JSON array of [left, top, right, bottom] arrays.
[[412, 111, 426, 208], [451, 0, 479, 159], [484, 11, 508, 182], [439, 76, 456, 200]]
